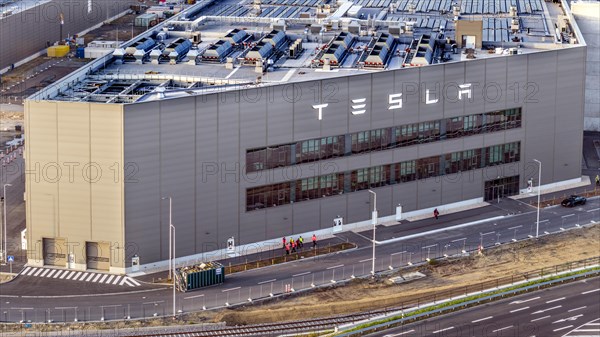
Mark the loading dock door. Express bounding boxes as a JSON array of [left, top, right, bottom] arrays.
[[43, 238, 66, 266], [86, 242, 110, 271]]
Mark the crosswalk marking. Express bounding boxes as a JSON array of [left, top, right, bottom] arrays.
[[19, 267, 141, 287]]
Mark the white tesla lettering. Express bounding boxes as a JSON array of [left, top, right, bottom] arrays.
[[425, 89, 438, 104], [351, 98, 366, 115], [458, 83, 472, 100], [388, 93, 402, 110], [312, 103, 328, 120]]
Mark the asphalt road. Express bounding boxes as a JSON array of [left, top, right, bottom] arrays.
[[365, 276, 600, 337]]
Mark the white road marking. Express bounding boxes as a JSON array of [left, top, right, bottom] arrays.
[[112, 276, 122, 285], [568, 306, 587, 312], [119, 277, 128, 286], [33, 268, 44, 277], [531, 315, 551, 322], [104, 275, 115, 284], [383, 330, 415, 336], [127, 278, 141, 286], [222, 287, 241, 292], [581, 288, 600, 294], [472, 316, 493, 323], [85, 273, 95, 282], [292, 272, 310, 277], [258, 279, 276, 285], [552, 314, 583, 324], [40, 269, 50, 277], [359, 258, 373, 263], [326, 264, 344, 270], [92, 274, 102, 282], [562, 214, 575, 218], [586, 208, 599, 212], [451, 237, 467, 242], [546, 297, 566, 303], [21, 267, 31, 275], [184, 294, 205, 300], [552, 325, 573, 332], [492, 325, 513, 333], [56, 270, 66, 279], [510, 306, 530, 313], [98, 274, 109, 283], [432, 327, 454, 334], [65, 271, 76, 280], [45, 270, 56, 278], [511, 296, 540, 305], [532, 305, 561, 314], [508, 225, 522, 230], [26, 268, 37, 276]]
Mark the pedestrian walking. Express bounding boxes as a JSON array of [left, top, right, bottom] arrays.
[[285, 242, 290, 255], [433, 208, 439, 220], [595, 174, 599, 187], [282, 236, 286, 249], [298, 236, 304, 248], [312, 234, 317, 248], [292, 239, 297, 253]]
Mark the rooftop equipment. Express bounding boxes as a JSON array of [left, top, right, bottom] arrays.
[[202, 40, 233, 62]]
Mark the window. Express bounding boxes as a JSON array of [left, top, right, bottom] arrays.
[[505, 108, 522, 128], [446, 117, 464, 139], [352, 131, 371, 154], [246, 142, 521, 211], [487, 145, 504, 166]]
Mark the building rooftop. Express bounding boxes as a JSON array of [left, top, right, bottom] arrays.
[[30, 0, 585, 103]]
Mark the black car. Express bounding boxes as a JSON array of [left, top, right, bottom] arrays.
[[561, 195, 587, 207]]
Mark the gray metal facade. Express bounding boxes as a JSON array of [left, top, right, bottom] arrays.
[[123, 47, 586, 265], [0, 0, 133, 70]]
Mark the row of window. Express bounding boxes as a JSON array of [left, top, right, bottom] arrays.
[[246, 108, 522, 173], [246, 141, 521, 211]]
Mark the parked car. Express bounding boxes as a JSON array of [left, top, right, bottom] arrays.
[[561, 195, 586, 207]]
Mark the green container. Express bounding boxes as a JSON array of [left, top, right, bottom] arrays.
[[179, 262, 225, 291]]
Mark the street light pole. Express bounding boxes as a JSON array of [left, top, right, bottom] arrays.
[[2, 184, 12, 262], [171, 224, 176, 318], [533, 159, 541, 238], [161, 197, 173, 280], [368, 190, 377, 277]]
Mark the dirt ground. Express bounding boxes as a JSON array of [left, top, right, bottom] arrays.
[[213, 224, 600, 325]]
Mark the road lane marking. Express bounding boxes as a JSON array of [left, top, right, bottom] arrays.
[[546, 297, 566, 303], [73, 272, 85, 281], [56, 270, 66, 279], [99, 274, 108, 283], [92, 274, 102, 282], [586, 208, 599, 212], [472, 316, 493, 323], [359, 258, 373, 262], [85, 273, 95, 282], [481, 231, 495, 236], [492, 326, 513, 333], [26, 268, 37, 276], [391, 251, 407, 256], [112, 276, 122, 285], [581, 289, 600, 294], [510, 296, 540, 305], [258, 279, 276, 285], [123, 279, 137, 287], [432, 327, 454, 334], [552, 314, 583, 324], [105, 275, 115, 284], [568, 306, 586, 312], [21, 267, 31, 275], [119, 278, 128, 286], [383, 330, 414, 336], [292, 272, 311, 277], [531, 315, 551, 322], [561, 214, 575, 218], [510, 306, 530, 313], [33, 268, 44, 277], [222, 287, 241, 292], [184, 294, 205, 300], [553, 325, 573, 332], [539, 219, 549, 223], [40, 269, 50, 277], [532, 305, 561, 314], [45, 270, 56, 278], [508, 225, 522, 230], [451, 237, 467, 242], [422, 244, 437, 249], [326, 264, 344, 270], [65, 271, 76, 280]]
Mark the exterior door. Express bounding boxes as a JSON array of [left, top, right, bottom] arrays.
[[86, 241, 110, 271], [43, 238, 66, 266], [484, 175, 520, 202]]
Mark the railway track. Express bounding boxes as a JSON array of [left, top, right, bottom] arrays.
[[127, 307, 407, 337]]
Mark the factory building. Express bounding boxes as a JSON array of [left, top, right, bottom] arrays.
[[24, 0, 586, 274]]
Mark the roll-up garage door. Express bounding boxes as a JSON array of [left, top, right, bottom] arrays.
[[43, 238, 66, 266], [86, 241, 110, 271]]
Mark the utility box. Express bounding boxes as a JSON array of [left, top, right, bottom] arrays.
[[135, 13, 159, 27], [47, 45, 69, 57], [175, 262, 225, 292]]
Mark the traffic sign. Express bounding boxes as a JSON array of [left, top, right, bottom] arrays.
[[7, 255, 14, 263]]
